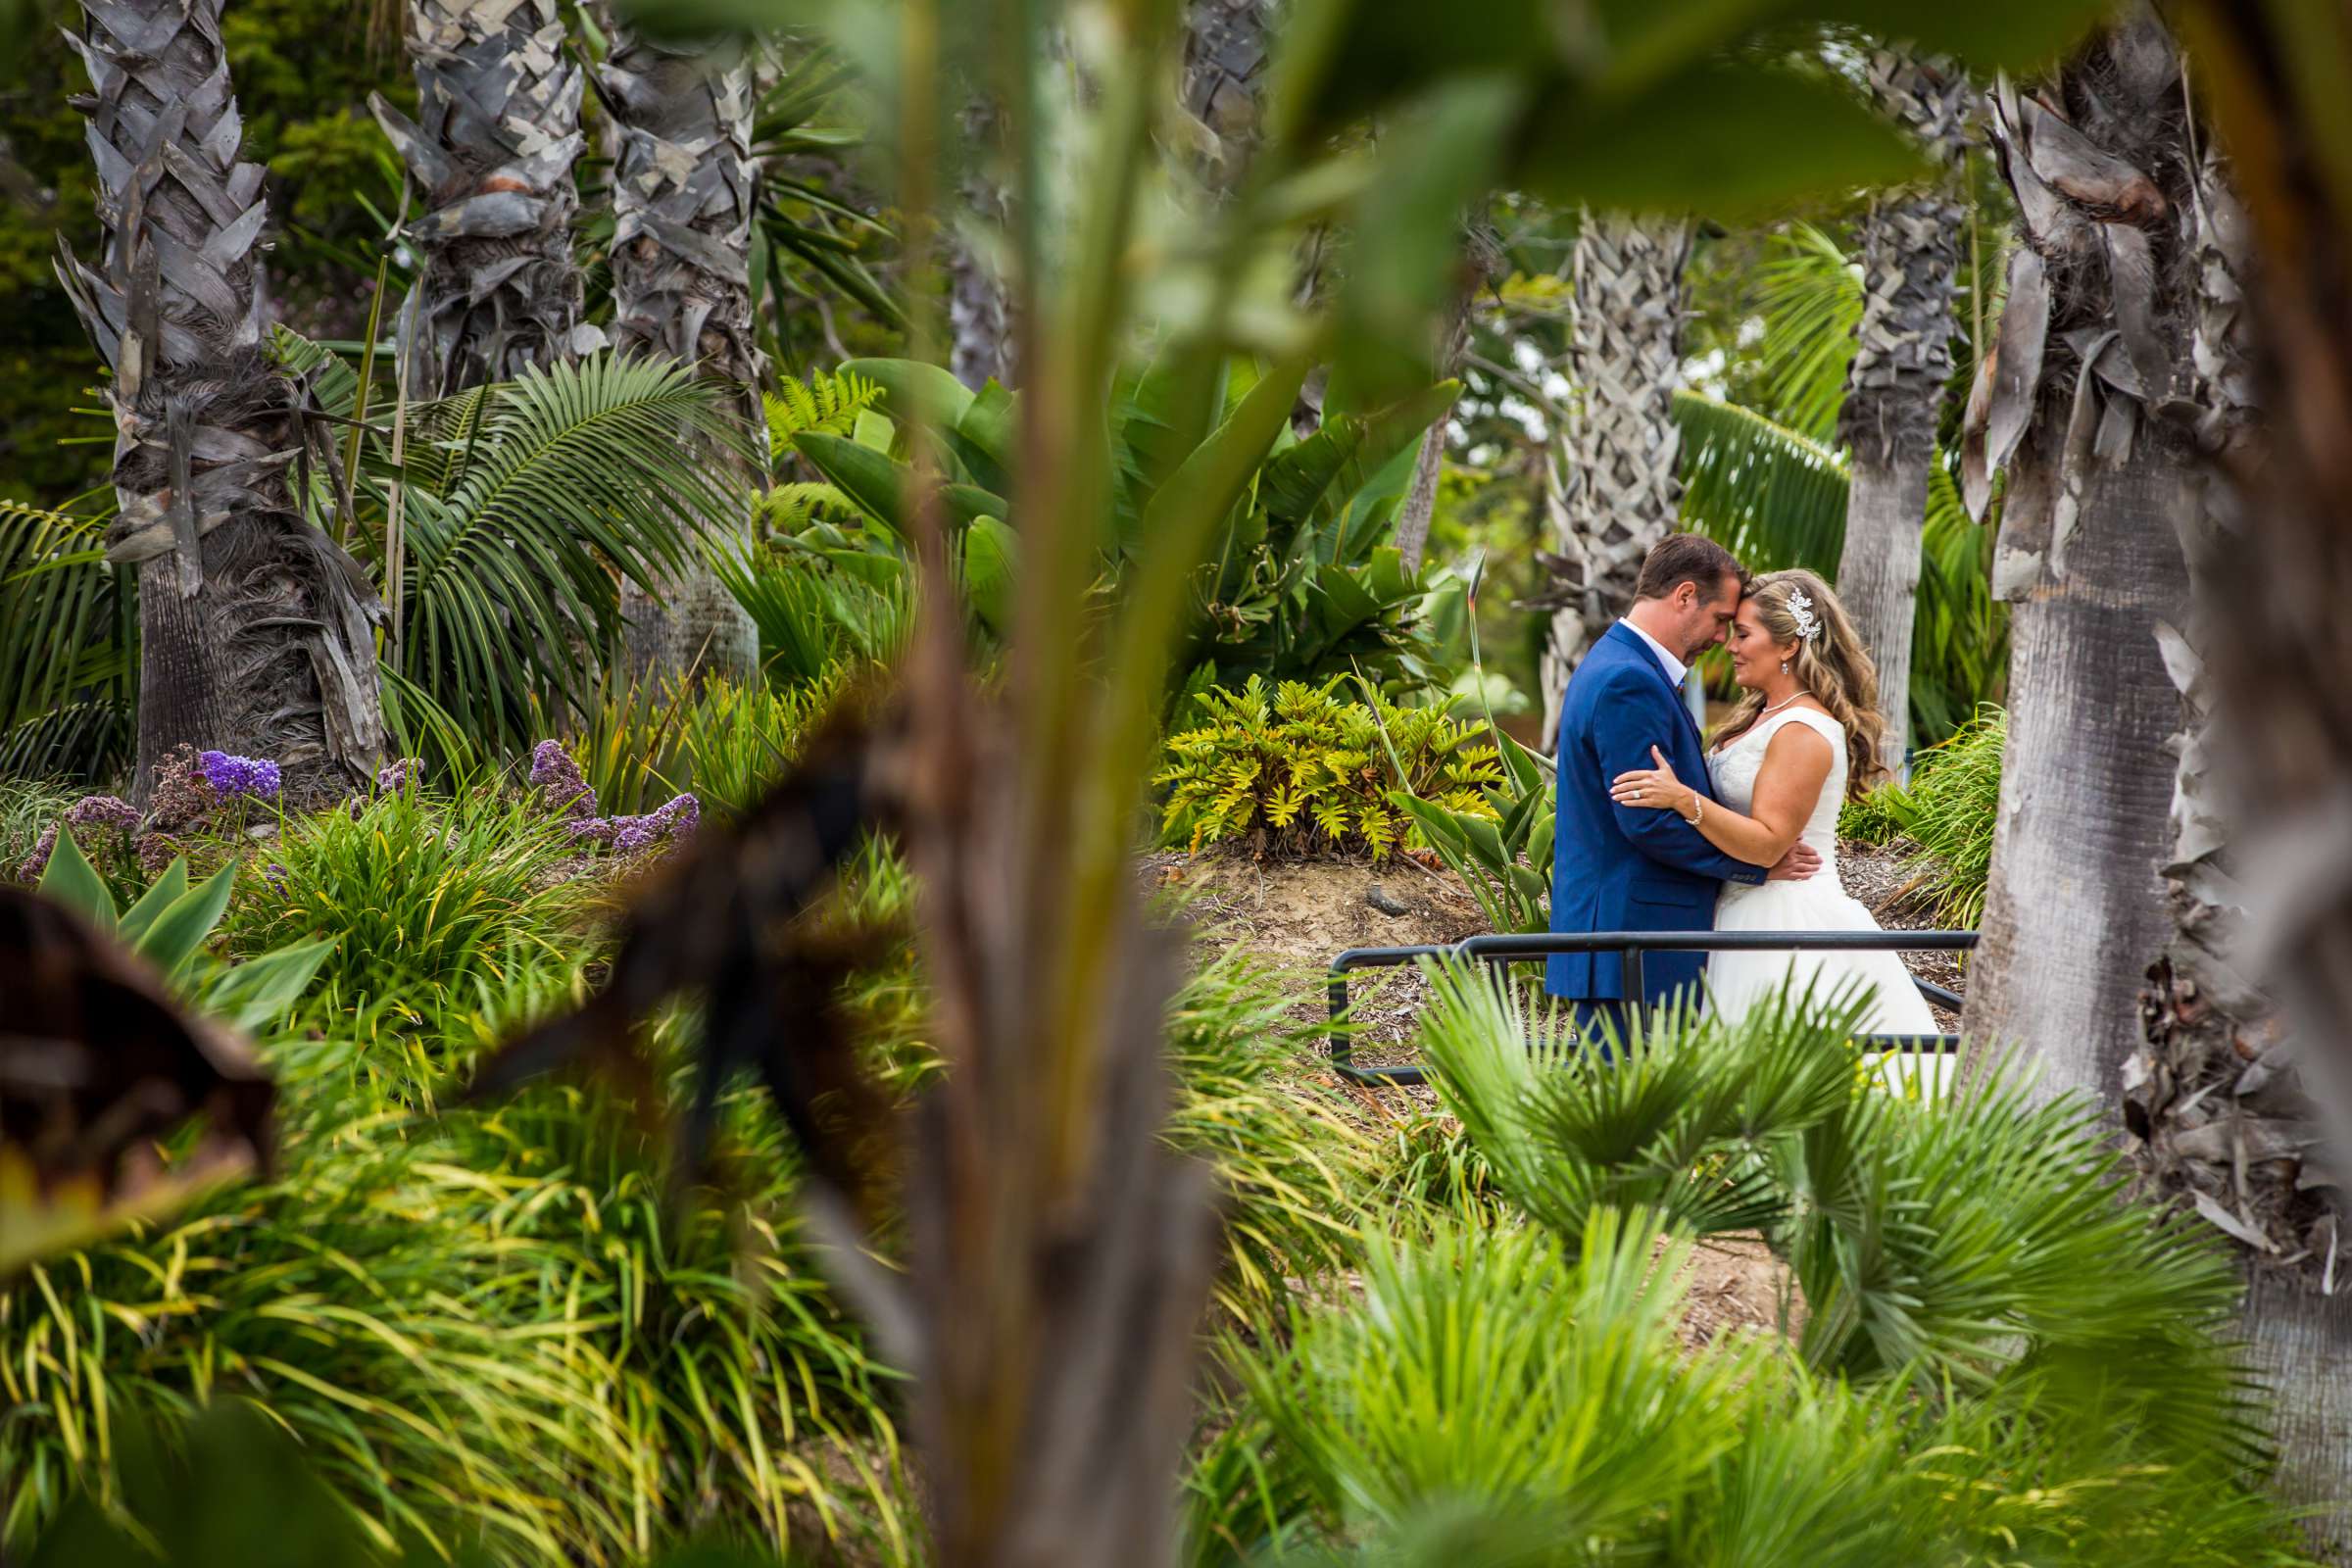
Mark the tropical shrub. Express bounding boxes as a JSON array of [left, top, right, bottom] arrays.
[[789, 358, 1459, 700], [1154, 676, 1501, 859]]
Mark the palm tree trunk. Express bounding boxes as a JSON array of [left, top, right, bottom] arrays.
[[1394, 217, 1500, 576], [58, 0, 385, 805], [603, 24, 764, 686], [1965, 13, 2352, 1539], [1538, 212, 1690, 748], [1960, 448, 2190, 1099], [371, 0, 594, 398], [1836, 48, 1971, 776], [1181, 0, 1275, 182], [950, 97, 1016, 392]]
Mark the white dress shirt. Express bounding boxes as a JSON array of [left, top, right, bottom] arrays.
[[1622, 619, 1689, 688]]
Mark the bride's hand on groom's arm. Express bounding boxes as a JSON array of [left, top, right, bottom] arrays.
[[1613, 747, 1823, 881], [1609, 747, 1700, 822]]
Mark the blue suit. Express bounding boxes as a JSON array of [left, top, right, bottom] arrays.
[[1547, 621, 1765, 1012]]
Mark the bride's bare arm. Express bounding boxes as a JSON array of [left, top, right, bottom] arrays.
[[1609, 725, 1834, 867]]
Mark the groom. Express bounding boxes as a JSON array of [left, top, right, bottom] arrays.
[[1546, 534, 1819, 1045]]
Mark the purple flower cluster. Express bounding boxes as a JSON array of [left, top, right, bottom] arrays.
[[567, 793, 700, 858], [199, 750, 282, 800], [65, 795, 139, 833], [16, 794, 143, 881], [375, 757, 424, 795], [529, 741, 596, 818], [135, 832, 181, 877]]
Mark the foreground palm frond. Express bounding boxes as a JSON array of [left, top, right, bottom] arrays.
[[1411, 957, 2266, 1462], [1191, 1202, 2304, 1568]]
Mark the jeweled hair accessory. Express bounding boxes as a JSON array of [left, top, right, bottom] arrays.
[[1787, 588, 1823, 643]]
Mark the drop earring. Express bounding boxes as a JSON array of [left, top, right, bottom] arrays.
[[1780, 660, 1789, 675]]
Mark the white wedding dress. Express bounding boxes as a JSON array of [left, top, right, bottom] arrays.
[[1705, 708, 1940, 1052]]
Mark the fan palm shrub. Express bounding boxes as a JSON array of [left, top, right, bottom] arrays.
[[1413, 959, 2260, 1444], [1185, 965, 2302, 1566]]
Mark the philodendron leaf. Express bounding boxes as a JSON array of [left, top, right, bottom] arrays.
[[37, 827, 115, 934], [841, 357, 976, 435], [135, 864, 237, 980], [963, 517, 1019, 638], [117, 858, 190, 947]]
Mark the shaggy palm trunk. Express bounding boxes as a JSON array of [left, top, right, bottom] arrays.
[[1960, 19, 2203, 1105], [370, 0, 595, 397], [1182, 0, 1274, 179], [949, 97, 1015, 391], [603, 26, 764, 685], [1966, 12, 2352, 1541], [1538, 213, 1691, 748], [1835, 48, 1970, 775], [59, 0, 385, 804]]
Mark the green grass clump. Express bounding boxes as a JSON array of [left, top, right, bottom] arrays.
[[226, 786, 586, 1021], [2, 942, 917, 1566], [551, 670, 846, 827], [1836, 705, 2003, 928], [1895, 703, 2003, 927], [0, 778, 81, 876]]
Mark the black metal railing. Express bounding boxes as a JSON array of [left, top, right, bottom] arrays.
[[1326, 928, 1979, 1088]]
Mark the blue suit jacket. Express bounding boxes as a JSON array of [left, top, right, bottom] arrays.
[[1546, 621, 1765, 1005]]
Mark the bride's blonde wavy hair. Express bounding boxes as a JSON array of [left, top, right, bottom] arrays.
[[1710, 568, 1890, 799]]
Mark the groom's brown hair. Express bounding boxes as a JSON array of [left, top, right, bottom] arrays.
[[1633, 533, 1747, 604]]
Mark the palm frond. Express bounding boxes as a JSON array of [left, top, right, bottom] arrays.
[[1752, 220, 1862, 443], [1673, 389, 1850, 573], [385, 353, 754, 750], [0, 500, 133, 780]]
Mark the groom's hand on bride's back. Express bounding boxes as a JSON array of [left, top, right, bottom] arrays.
[[1766, 842, 1822, 881]]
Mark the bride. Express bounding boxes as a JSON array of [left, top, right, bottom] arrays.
[[1607, 568, 1937, 1039]]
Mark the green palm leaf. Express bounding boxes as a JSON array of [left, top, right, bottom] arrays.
[[0, 499, 133, 780], [386, 353, 754, 748], [1752, 219, 1862, 442], [1673, 389, 1850, 572]]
